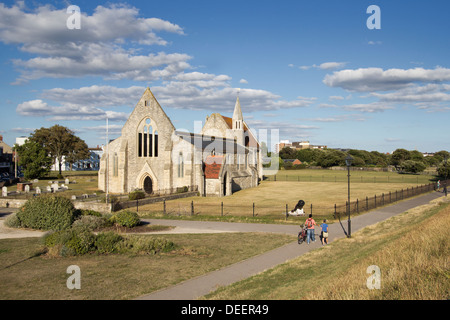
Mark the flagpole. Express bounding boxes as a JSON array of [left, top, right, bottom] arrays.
[[106, 116, 109, 204]]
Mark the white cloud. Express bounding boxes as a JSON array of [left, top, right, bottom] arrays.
[[317, 62, 347, 70], [329, 95, 345, 101], [0, 3, 190, 83], [323, 67, 450, 92], [319, 102, 393, 113], [16, 99, 129, 121], [370, 84, 450, 103], [239, 79, 248, 84], [298, 62, 347, 71]]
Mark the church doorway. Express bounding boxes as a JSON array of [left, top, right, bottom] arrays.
[[143, 176, 153, 194]]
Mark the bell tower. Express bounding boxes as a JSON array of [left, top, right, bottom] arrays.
[[232, 92, 244, 146]]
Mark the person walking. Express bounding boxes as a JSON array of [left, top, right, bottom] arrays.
[[305, 214, 316, 244], [320, 219, 329, 245]]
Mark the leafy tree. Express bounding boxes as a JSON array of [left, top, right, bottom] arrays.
[[65, 136, 91, 170], [279, 147, 297, 159], [317, 149, 346, 168], [400, 160, 426, 174], [390, 148, 411, 170], [437, 160, 450, 179], [29, 125, 89, 175], [15, 141, 52, 179]]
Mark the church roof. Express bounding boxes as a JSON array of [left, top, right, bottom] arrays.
[[204, 155, 224, 179], [175, 131, 248, 154], [220, 116, 260, 149]]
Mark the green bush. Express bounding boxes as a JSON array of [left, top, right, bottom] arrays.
[[43, 228, 95, 255], [17, 195, 78, 231], [111, 210, 140, 228], [4, 213, 21, 228], [128, 190, 145, 200], [94, 232, 123, 254], [72, 215, 108, 231], [78, 209, 103, 217], [116, 236, 175, 254]]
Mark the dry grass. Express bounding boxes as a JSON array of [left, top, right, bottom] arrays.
[[305, 200, 450, 300], [137, 180, 425, 221], [0, 232, 295, 300], [203, 198, 449, 300]]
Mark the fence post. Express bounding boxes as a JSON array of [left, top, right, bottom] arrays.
[[366, 196, 368, 211], [286, 204, 288, 220], [356, 198, 359, 213], [310, 203, 313, 215], [191, 201, 194, 216], [163, 200, 166, 215], [334, 204, 336, 219], [253, 202, 255, 217], [221, 201, 223, 216], [382, 193, 384, 206], [374, 195, 377, 208], [136, 199, 139, 213]]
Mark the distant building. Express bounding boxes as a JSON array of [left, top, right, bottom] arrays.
[[51, 146, 103, 171], [0, 135, 13, 176], [275, 140, 327, 153]]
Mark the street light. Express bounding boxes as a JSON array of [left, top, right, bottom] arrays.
[[345, 154, 353, 238]]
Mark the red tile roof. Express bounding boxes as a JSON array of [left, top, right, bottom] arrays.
[[204, 155, 224, 179]]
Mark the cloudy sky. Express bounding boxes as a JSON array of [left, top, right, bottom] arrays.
[[1, 0, 449, 153]]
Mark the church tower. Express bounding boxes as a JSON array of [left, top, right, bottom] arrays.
[[232, 94, 244, 146]]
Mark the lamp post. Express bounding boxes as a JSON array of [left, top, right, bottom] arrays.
[[345, 154, 353, 238]]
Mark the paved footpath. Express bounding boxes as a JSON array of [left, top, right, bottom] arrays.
[[136, 191, 445, 300]]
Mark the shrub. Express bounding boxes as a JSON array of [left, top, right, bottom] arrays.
[[72, 215, 108, 231], [111, 210, 140, 228], [116, 236, 175, 255], [128, 190, 145, 201], [94, 232, 123, 254], [79, 209, 103, 217], [4, 213, 21, 228], [43, 228, 95, 255], [17, 195, 78, 231]]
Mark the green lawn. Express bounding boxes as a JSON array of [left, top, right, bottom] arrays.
[[0, 232, 295, 300]]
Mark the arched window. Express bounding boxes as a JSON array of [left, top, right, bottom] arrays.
[[113, 153, 118, 176], [138, 118, 158, 158], [178, 152, 184, 178]]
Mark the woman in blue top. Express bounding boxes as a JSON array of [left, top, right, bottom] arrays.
[[320, 219, 329, 245]]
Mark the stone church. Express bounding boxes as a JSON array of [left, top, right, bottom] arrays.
[[98, 88, 262, 197]]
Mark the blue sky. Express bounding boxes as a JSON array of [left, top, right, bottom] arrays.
[[0, 0, 449, 153]]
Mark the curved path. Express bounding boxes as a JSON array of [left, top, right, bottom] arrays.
[[136, 191, 445, 300]]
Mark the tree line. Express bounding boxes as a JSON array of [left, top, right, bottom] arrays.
[[277, 147, 450, 176]]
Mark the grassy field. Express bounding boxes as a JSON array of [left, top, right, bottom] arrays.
[[265, 168, 435, 184], [7, 170, 102, 200], [0, 232, 294, 300], [137, 179, 432, 223], [203, 198, 449, 300]]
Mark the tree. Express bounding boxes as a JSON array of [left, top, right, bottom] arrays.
[[437, 160, 450, 179], [279, 147, 297, 159], [400, 160, 426, 174], [29, 125, 90, 176], [390, 149, 411, 170], [15, 141, 52, 179], [65, 136, 91, 170]]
